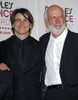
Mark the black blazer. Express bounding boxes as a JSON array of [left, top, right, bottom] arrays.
[[0, 71, 14, 100], [40, 30, 78, 87], [0, 35, 42, 100]]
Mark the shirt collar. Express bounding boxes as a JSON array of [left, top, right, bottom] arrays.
[[11, 35, 30, 45]]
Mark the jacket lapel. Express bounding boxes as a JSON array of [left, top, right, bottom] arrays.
[[25, 38, 40, 73], [60, 30, 73, 83], [41, 33, 50, 58]]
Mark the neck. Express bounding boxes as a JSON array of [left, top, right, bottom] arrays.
[[52, 32, 62, 38], [14, 33, 29, 40]]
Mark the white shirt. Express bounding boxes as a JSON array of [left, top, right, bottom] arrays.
[[45, 28, 68, 86]]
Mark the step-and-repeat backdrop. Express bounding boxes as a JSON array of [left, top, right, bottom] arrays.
[[0, 0, 78, 41]]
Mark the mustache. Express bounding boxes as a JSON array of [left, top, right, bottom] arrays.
[[54, 23, 62, 26]]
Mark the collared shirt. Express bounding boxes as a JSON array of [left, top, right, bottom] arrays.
[[10, 35, 32, 71], [45, 28, 68, 86]]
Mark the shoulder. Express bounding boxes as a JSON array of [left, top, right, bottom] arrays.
[[29, 36, 39, 42], [68, 30, 78, 40], [0, 37, 11, 45], [66, 30, 78, 47], [39, 32, 50, 41], [0, 35, 14, 49], [29, 36, 40, 46]]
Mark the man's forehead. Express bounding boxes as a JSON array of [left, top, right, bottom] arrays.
[[15, 13, 28, 19]]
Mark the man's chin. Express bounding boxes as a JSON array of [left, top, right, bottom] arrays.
[[51, 29, 64, 35]]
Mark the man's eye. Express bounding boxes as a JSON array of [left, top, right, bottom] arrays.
[[59, 15, 63, 18], [52, 16, 56, 19], [24, 19, 27, 22], [15, 19, 21, 22], [24, 19, 28, 22]]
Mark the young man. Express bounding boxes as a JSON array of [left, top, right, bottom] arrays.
[[40, 5, 78, 100], [0, 8, 42, 100]]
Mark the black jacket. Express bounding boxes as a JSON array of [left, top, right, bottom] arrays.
[[0, 35, 42, 100], [40, 30, 78, 99]]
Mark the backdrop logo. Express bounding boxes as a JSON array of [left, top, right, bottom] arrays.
[[65, 8, 73, 22], [45, 6, 48, 10], [0, 1, 13, 35], [0, 1, 13, 9], [65, 8, 74, 29]]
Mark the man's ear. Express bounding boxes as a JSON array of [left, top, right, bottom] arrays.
[[30, 24, 33, 29], [44, 18, 48, 25]]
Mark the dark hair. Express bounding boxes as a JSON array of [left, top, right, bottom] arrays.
[[10, 8, 34, 34]]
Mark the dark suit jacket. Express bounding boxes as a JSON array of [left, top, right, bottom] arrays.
[[0, 35, 42, 100], [0, 71, 14, 100], [40, 30, 78, 99]]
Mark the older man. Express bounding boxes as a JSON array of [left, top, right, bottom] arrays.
[[40, 5, 78, 100]]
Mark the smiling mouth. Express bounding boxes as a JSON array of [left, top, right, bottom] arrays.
[[19, 27, 26, 29]]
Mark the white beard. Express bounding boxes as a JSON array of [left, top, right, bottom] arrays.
[[47, 23, 66, 35]]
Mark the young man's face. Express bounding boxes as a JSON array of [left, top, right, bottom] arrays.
[[13, 13, 32, 37]]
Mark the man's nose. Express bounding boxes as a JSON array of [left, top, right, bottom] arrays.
[[20, 21, 25, 25], [56, 17, 60, 23]]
